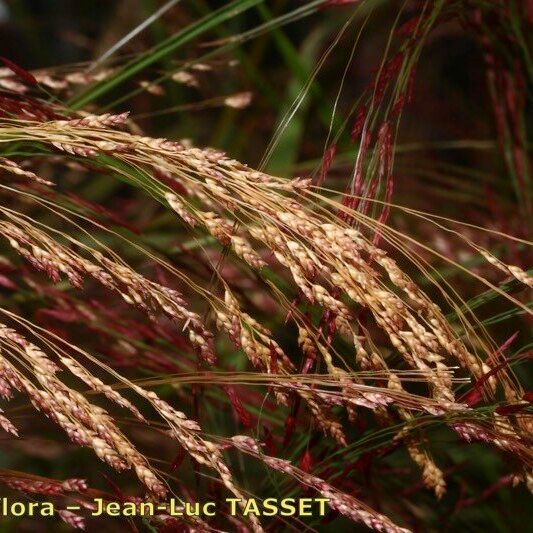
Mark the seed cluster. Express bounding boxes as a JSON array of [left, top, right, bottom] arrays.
[[0, 113, 530, 532]]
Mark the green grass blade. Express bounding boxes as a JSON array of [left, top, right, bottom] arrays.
[[69, 0, 263, 110]]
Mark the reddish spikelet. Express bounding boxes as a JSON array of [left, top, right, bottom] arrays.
[[58, 510, 85, 530], [0, 475, 88, 497], [361, 177, 379, 217], [340, 128, 372, 221], [301, 356, 316, 375], [58, 112, 130, 129], [494, 403, 529, 415], [353, 128, 372, 194], [0, 57, 37, 86], [373, 52, 404, 106], [391, 66, 417, 116], [263, 426, 277, 455], [169, 446, 187, 472], [0, 94, 62, 120], [334, 452, 373, 485], [0, 412, 18, 436], [269, 342, 279, 374], [396, 14, 427, 38], [322, 291, 339, 345], [51, 142, 97, 158], [373, 122, 394, 244], [339, 196, 357, 224], [223, 385, 252, 428], [300, 449, 313, 473], [377, 122, 393, 178], [485, 331, 519, 367], [523, 392, 533, 403], [0, 478, 62, 495], [284, 293, 303, 324], [460, 339, 521, 407], [62, 479, 88, 492], [0, 274, 16, 290], [0, 378, 13, 399], [350, 105, 367, 142], [391, 95, 406, 117], [373, 172, 394, 246], [299, 323, 318, 374], [462, 388, 483, 408], [318, 144, 337, 186]]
